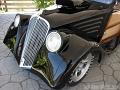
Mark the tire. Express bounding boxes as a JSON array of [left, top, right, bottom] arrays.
[[68, 51, 98, 86], [104, 37, 119, 54]]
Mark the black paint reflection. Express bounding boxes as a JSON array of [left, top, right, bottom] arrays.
[[33, 46, 67, 86], [33, 47, 54, 84], [3, 24, 17, 53]]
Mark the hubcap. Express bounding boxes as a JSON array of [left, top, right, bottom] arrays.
[[70, 53, 94, 83]]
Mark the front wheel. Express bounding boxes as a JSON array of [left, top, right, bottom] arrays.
[[68, 52, 95, 86]]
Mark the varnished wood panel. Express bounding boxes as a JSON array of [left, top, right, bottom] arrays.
[[101, 11, 120, 43]]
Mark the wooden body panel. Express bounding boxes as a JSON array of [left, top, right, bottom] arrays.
[[101, 11, 120, 43]]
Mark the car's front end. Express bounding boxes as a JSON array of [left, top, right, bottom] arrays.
[[3, 13, 96, 88], [3, 0, 115, 88]]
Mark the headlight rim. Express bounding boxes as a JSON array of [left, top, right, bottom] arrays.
[[14, 14, 20, 28], [45, 31, 63, 52]]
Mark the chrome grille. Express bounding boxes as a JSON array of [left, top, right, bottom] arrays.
[[20, 15, 50, 68]]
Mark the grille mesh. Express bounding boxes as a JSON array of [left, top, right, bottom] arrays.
[[20, 15, 50, 68]]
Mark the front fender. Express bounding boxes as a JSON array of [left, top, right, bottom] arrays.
[[60, 34, 93, 64], [32, 49, 68, 87], [32, 34, 93, 87], [3, 14, 30, 62]]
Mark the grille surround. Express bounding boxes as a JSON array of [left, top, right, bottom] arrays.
[[19, 14, 50, 69]]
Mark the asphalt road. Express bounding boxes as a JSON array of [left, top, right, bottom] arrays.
[[0, 14, 120, 90]]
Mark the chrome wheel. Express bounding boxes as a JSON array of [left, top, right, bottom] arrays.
[[68, 53, 94, 84]]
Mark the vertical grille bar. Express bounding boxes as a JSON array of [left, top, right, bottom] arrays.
[[19, 15, 50, 69]]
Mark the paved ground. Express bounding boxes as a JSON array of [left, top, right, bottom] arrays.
[[0, 14, 120, 90]]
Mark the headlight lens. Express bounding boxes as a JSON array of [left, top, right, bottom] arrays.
[[46, 32, 62, 52], [14, 15, 20, 27]]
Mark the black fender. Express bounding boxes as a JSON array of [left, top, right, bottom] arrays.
[[31, 34, 96, 88], [3, 14, 30, 62]]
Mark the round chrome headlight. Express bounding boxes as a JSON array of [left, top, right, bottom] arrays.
[[14, 15, 20, 27], [46, 32, 62, 52]]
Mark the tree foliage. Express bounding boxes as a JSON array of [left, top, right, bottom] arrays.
[[34, 0, 54, 10]]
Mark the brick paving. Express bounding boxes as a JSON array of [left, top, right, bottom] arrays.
[[0, 14, 120, 90]]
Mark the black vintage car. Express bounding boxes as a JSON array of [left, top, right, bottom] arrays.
[[3, 0, 120, 89]]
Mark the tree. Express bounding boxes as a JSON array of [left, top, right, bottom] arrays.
[[34, 0, 54, 10]]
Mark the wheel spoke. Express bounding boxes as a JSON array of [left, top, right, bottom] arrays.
[[69, 53, 94, 83]]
